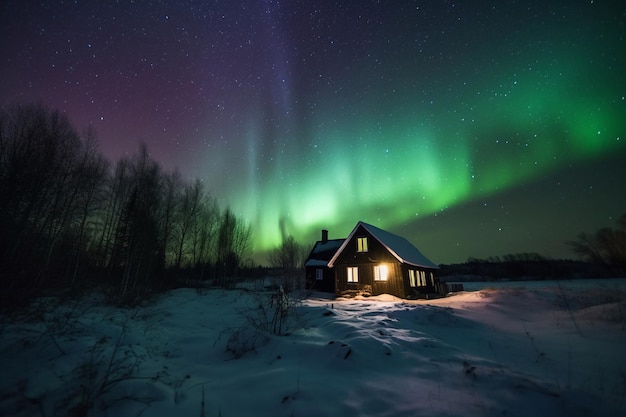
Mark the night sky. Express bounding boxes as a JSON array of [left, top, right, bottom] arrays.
[[2, 1, 625, 264]]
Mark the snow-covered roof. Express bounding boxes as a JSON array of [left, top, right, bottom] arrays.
[[327, 221, 439, 269], [304, 238, 345, 267], [304, 259, 330, 267]]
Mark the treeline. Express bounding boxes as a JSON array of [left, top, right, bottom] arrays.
[[439, 254, 613, 281], [441, 215, 626, 281], [0, 103, 252, 306], [441, 254, 626, 283], [568, 213, 626, 273]]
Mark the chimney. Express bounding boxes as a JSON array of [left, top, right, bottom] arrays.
[[321, 229, 328, 243]]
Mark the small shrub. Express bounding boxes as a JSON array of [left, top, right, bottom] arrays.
[[226, 327, 269, 358], [64, 325, 156, 416], [241, 286, 303, 336], [226, 286, 305, 358]]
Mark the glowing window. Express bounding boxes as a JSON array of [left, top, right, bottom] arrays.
[[347, 266, 359, 282], [357, 237, 368, 252], [410, 269, 427, 286], [374, 265, 388, 281], [315, 269, 323, 280], [419, 270, 426, 286]]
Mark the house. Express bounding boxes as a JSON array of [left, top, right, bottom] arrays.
[[304, 221, 445, 299], [304, 230, 344, 292]]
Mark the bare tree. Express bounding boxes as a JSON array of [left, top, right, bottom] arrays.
[[157, 169, 182, 269], [173, 179, 202, 269], [231, 217, 252, 269], [66, 129, 109, 286], [568, 213, 626, 270], [189, 191, 219, 280], [107, 144, 164, 302], [215, 208, 252, 288], [0, 104, 109, 292], [269, 235, 305, 270], [0, 103, 258, 304], [269, 235, 306, 292]]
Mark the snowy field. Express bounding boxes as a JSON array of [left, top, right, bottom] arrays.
[[1, 278, 625, 417]]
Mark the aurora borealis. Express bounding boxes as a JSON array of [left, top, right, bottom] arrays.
[[2, 1, 625, 264]]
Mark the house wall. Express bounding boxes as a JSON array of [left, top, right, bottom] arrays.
[[401, 265, 441, 298], [305, 266, 335, 292], [334, 226, 408, 298], [371, 261, 405, 297], [331, 224, 445, 298]]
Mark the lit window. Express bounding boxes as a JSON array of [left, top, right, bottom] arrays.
[[357, 237, 368, 252], [374, 265, 388, 281], [347, 266, 359, 282], [410, 270, 427, 286], [315, 269, 323, 280]]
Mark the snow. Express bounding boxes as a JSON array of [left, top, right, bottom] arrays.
[[1, 279, 625, 416]]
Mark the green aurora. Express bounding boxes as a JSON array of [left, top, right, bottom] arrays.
[[2, 1, 624, 264], [230, 48, 625, 261]]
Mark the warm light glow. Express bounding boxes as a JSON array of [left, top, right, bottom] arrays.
[[357, 237, 368, 253], [374, 264, 388, 281], [347, 266, 358, 283]]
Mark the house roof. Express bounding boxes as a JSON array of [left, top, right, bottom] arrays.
[[327, 221, 439, 269], [304, 238, 345, 267]]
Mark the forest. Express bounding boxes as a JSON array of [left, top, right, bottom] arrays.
[[2, 103, 625, 309], [0, 103, 254, 307]]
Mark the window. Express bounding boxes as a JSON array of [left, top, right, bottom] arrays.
[[315, 269, 323, 280], [347, 266, 359, 282], [357, 237, 368, 252], [409, 269, 427, 286], [374, 265, 388, 281]]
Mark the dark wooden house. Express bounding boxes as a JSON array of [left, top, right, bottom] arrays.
[[326, 221, 444, 299], [304, 230, 344, 292]]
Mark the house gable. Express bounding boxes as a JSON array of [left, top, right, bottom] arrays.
[[328, 221, 438, 269], [303, 237, 344, 293], [331, 224, 397, 267]]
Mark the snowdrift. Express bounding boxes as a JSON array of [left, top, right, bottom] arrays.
[[1, 279, 625, 416]]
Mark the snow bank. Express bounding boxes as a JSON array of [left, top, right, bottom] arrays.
[[1, 280, 625, 416]]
